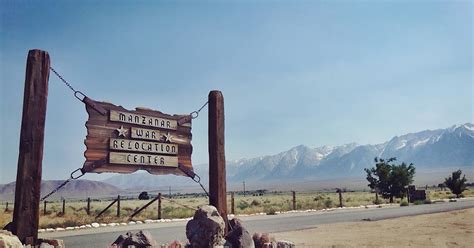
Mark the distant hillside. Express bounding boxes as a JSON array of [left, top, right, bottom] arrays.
[[227, 123, 474, 181], [104, 123, 474, 190], [0, 180, 123, 201]]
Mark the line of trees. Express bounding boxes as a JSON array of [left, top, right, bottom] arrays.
[[365, 157, 415, 203], [444, 169, 468, 198], [365, 157, 469, 202]]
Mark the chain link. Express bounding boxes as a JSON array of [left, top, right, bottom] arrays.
[[40, 179, 71, 202], [40, 168, 84, 201], [190, 101, 208, 119], [50, 67, 77, 93], [192, 174, 209, 198]]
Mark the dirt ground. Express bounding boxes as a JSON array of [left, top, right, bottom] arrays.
[[273, 208, 474, 248]]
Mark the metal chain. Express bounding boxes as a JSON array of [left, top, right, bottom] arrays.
[[40, 179, 71, 202], [192, 174, 210, 198], [49, 67, 88, 101], [50, 67, 77, 93], [190, 100, 208, 119], [40, 168, 84, 201]]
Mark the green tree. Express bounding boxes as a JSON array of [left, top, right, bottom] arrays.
[[444, 170, 467, 198], [364, 157, 416, 203]]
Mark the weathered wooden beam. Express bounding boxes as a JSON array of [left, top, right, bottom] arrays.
[[96, 197, 119, 219], [86, 197, 91, 215], [158, 193, 162, 220], [129, 194, 160, 220], [208, 90, 228, 233], [231, 192, 235, 215], [292, 191, 296, 210], [12, 49, 50, 245], [116, 195, 121, 217]]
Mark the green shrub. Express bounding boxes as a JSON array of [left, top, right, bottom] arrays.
[[250, 199, 261, 207], [413, 200, 424, 205], [324, 198, 333, 208], [373, 198, 383, 205], [264, 207, 277, 215], [400, 201, 409, 207], [313, 195, 325, 201], [238, 200, 250, 210]]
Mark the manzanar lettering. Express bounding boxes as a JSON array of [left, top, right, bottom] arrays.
[[110, 138, 178, 155], [109, 152, 178, 167], [110, 110, 178, 130], [131, 127, 162, 141]]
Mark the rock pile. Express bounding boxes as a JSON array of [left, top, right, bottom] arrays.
[[110, 205, 295, 248], [111, 230, 158, 247], [186, 205, 226, 247]]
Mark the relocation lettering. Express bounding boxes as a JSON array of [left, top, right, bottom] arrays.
[[82, 99, 193, 176]]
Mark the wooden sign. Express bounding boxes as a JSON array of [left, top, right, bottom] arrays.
[[82, 99, 193, 176]]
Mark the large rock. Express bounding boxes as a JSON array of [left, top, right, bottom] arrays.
[[252, 233, 275, 248], [38, 239, 65, 248], [276, 240, 295, 248], [225, 218, 254, 248], [186, 205, 225, 248], [111, 230, 158, 247], [0, 230, 22, 248]]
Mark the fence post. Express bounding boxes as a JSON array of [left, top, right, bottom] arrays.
[[158, 193, 162, 220], [208, 90, 228, 234], [116, 195, 120, 217], [337, 188, 343, 208], [5, 202, 8, 212], [43, 201, 47, 215], [62, 199, 66, 215], [292, 191, 296, 210], [231, 192, 235, 215], [12, 49, 50, 245], [86, 197, 91, 215]]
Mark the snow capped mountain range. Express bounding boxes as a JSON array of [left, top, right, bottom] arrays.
[[227, 123, 474, 181], [104, 123, 474, 189]]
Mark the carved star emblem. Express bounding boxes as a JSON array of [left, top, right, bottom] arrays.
[[163, 132, 172, 143], [116, 125, 128, 137]]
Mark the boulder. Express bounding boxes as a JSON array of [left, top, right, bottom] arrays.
[[225, 218, 254, 248], [111, 230, 158, 248], [276, 240, 295, 248], [39, 239, 65, 248], [186, 205, 225, 248], [167, 240, 183, 248], [0, 230, 22, 248], [252, 233, 275, 248]]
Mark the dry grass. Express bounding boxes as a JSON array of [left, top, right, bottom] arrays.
[[0, 187, 472, 229]]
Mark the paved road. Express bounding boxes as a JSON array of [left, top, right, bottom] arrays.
[[41, 199, 474, 248]]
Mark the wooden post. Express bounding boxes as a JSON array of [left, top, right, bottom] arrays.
[[338, 190, 343, 208], [43, 201, 47, 216], [12, 49, 50, 244], [62, 199, 66, 215], [86, 197, 91, 215], [158, 193, 162, 220], [5, 202, 8, 212], [116, 195, 120, 217], [208, 90, 228, 233], [231, 192, 235, 215], [292, 191, 296, 210]]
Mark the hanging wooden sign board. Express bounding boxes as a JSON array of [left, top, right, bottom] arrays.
[[82, 99, 193, 176]]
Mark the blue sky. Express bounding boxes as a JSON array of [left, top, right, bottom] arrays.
[[0, 0, 472, 184]]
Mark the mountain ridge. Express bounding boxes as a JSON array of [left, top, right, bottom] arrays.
[[103, 123, 474, 190]]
